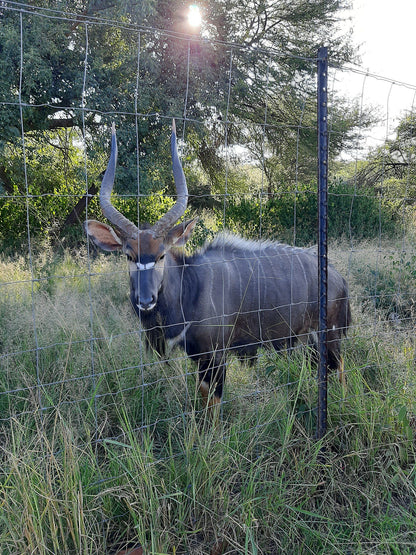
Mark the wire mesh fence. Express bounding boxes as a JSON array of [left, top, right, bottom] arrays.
[[1, 3, 328, 435], [1, 2, 416, 553]]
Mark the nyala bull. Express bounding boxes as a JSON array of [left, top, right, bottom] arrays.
[[85, 121, 351, 410]]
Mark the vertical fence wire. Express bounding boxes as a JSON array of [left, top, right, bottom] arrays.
[[18, 11, 43, 419], [80, 23, 100, 445], [399, 91, 416, 335], [180, 38, 192, 422], [289, 62, 317, 402], [348, 70, 368, 283], [221, 48, 234, 414], [255, 56, 271, 451], [371, 82, 394, 335], [134, 31, 147, 433]]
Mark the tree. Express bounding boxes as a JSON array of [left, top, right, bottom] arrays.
[[0, 128, 104, 241], [354, 113, 416, 204], [0, 0, 359, 241]]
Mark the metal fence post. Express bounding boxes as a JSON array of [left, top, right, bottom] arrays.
[[317, 46, 328, 440]]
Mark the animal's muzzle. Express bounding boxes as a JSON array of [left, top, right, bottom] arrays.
[[137, 295, 156, 312]]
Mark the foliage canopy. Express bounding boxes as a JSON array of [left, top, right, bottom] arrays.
[[0, 0, 380, 246]]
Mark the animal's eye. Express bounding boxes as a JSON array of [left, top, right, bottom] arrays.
[[157, 254, 165, 262]]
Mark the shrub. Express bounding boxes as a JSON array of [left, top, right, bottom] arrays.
[[223, 180, 401, 245]]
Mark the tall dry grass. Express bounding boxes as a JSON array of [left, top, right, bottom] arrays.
[[0, 239, 415, 553]]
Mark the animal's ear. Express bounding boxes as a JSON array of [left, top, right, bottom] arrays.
[[84, 220, 123, 251], [165, 218, 198, 247]]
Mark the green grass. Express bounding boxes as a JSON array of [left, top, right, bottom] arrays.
[[1, 241, 416, 554]]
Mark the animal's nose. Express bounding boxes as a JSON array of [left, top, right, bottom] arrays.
[[138, 295, 156, 312]]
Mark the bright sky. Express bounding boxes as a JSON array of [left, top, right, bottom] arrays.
[[339, 0, 416, 146], [348, 0, 416, 84]]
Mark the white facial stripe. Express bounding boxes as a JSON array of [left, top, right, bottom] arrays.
[[137, 261, 155, 271]]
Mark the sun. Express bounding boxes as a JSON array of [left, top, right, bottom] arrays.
[[188, 5, 202, 28]]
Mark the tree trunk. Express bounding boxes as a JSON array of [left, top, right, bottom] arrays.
[[0, 164, 15, 194], [61, 184, 99, 228]]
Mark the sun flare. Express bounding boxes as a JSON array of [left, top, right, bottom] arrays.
[[188, 5, 202, 28]]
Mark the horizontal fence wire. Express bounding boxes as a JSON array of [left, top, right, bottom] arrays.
[[0, 2, 416, 552], [0, 0, 414, 438]]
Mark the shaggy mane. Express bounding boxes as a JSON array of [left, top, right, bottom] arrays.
[[198, 232, 316, 256]]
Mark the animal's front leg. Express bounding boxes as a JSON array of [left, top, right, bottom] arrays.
[[198, 352, 226, 417]]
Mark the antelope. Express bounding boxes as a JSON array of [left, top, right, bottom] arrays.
[[85, 121, 351, 411]]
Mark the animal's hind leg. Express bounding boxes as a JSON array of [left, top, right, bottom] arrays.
[[309, 328, 346, 389], [328, 333, 346, 389], [332, 355, 346, 389]]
